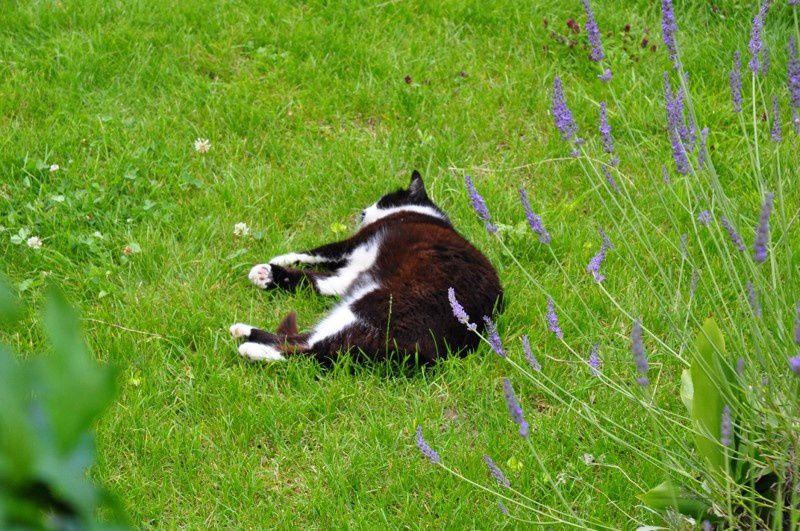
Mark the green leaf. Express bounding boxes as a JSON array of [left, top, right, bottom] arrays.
[[639, 481, 710, 519], [0, 276, 22, 325], [41, 287, 116, 452], [690, 318, 733, 471], [680, 368, 693, 413]]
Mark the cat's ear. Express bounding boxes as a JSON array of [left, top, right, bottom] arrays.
[[408, 170, 427, 198]]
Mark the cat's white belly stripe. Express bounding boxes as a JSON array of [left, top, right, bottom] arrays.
[[270, 252, 329, 267], [315, 238, 381, 296], [307, 282, 379, 347]]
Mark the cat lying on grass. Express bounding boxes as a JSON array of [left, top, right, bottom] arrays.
[[230, 170, 502, 366]]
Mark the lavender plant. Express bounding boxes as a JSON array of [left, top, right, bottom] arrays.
[[415, 1, 800, 527]]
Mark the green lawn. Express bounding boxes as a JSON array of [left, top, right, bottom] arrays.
[[2, 0, 798, 527]]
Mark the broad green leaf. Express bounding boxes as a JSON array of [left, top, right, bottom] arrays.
[[639, 481, 710, 519], [680, 368, 693, 413], [41, 287, 116, 452], [690, 318, 731, 471], [0, 276, 22, 326]]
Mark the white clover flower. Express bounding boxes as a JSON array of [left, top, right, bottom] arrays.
[[49, 164, 60, 172], [194, 138, 211, 153], [27, 236, 43, 249], [233, 222, 250, 237]]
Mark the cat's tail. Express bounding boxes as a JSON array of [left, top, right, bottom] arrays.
[[275, 311, 298, 336]]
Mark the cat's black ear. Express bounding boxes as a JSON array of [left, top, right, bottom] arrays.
[[408, 170, 426, 198]]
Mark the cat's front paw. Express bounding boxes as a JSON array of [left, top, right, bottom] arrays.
[[248, 264, 274, 289], [229, 323, 253, 339]]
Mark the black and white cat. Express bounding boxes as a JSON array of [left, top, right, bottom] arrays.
[[229, 170, 502, 366]]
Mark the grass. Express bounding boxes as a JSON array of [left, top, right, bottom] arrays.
[[1, 0, 798, 527]]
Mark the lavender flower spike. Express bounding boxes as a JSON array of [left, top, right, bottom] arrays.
[[698, 127, 709, 169], [601, 165, 620, 193], [519, 187, 551, 244], [415, 426, 441, 464], [794, 303, 800, 345], [632, 320, 649, 386], [730, 50, 743, 113], [790, 355, 800, 376], [720, 216, 746, 251], [748, 2, 770, 75], [546, 297, 564, 339], [746, 281, 762, 317], [661, 0, 679, 67], [599, 102, 614, 155], [582, 0, 605, 62], [664, 74, 690, 174], [586, 227, 612, 283], [448, 287, 477, 331], [483, 455, 511, 488], [771, 96, 782, 143], [789, 37, 800, 109], [521, 335, 541, 371], [483, 316, 506, 358], [698, 210, 712, 226], [753, 192, 774, 264], [598, 69, 612, 82], [502, 378, 530, 438], [588, 343, 601, 376], [464, 175, 497, 234], [720, 405, 732, 447], [552, 76, 578, 143]]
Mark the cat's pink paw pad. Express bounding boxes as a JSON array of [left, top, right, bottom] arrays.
[[248, 264, 273, 288]]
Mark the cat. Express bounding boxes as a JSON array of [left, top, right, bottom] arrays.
[[229, 170, 503, 366]]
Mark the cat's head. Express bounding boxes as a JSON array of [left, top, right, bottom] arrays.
[[361, 170, 448, 227]]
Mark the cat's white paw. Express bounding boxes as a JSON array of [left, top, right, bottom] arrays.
[[248, 264, 273, 288], [269, 253, 300, 267], [238, 342, 286, 362], [229, 323, 253, 339]]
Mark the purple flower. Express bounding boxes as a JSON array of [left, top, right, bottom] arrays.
[[586, 227, 613, 282], [698, 210, 712, 225], [661, 0, 679, 67], [582, 0, 605, 62], [415, 426, 441, 464], [599, 102, 614, 155], [702, 521, 712, 531], [519, 187, 551, 244], [730, 50, 743, 113], [521, 335, 541, 371], [746, 281, 762, 317], [662, 165, 671, 184], [736, 357, 745, 375], [546, 297, 564, 339], [464, 175, 497, 234], [483, 455, 511, 488], [502, 378, 529, 438], [498, 501, 509, 515], [793, 107, 800, 135], [664, 74, 690, 174], [748, 2, 770, 75], [720, 216, 746, 251], [588, 343, 601, 376], [720, 405, 732, 447], [601, 165, 620, 193], [698, 127, 709, 169], [791, 0, 800, 7], [483, 316, 506, 358], [632, 320, 649, 386], [793, 302, 800, 345], [690, 270, 700, 297], [449, 287, 477, 331], [598, 69, 612, 82], [753, 192, 774, 264], [789, 37, 800, 108], [789, 355, 800, 376], [771, 96, 782, 143], [552, 76, 578, 143]]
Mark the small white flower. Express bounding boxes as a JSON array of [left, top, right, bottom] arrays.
[[582, 453, 595, 465], [233, 222, 250, 237], [27, 236, 43, 249], [194, 138, 211, 153], [49, 164, 60, 172]]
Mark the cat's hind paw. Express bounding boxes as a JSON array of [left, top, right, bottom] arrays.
[[238, 342, 286, 362], [248, 263, 273, 289], [229, 323, 253, 339]]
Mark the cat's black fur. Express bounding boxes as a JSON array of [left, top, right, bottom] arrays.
[[230, 170, 503, 366]]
